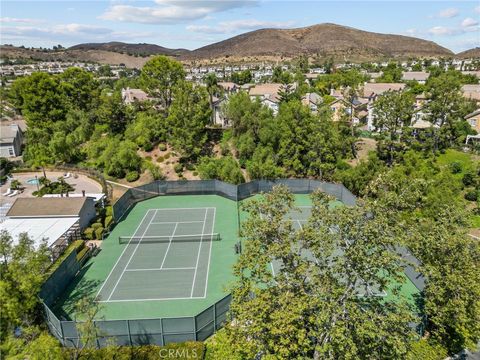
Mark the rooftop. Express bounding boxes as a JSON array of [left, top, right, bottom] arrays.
[[6, 197, 88, 218]]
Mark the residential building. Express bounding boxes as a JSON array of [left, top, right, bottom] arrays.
[[401, 72, 429, 84], [0, 124, 23, 157], [462, 85, 480, 103], [121, 87, 150, 104], [465, 109, 480, 133]]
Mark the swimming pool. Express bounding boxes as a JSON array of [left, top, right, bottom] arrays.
[[26, 178, 40, 185]]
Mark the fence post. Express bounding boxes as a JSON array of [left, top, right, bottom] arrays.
[[213, 303, 217, 331], [126, 320, 132, 346]]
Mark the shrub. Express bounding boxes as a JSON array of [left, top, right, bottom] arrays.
[[145, 156, 152, 161], [95, 227, 104, 240], [104, 216, 113, 228], [450, 161, 462, 174], [462, 172, 476, 187], [465, 190, 478, 201], [186, 163, 195, 171], [193, 171, 198, 176], [158, 143, 167, 151], [126, 171, 140, 182], [143, 142, 153, 152], [84, 228, 94, 240], [164, 152, 171, 160], [174, 163, 183, 174], [105, 206, 113, 217], [91, 222, 103, 230], [157, 156, 165, 163]]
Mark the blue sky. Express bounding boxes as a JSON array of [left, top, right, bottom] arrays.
[[1, 1, 479, 53]]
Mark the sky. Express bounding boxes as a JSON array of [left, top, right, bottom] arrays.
[[1, 1, 479, 53]]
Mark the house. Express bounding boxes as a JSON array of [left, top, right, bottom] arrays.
[[121, 87, 150, 105], [218, 82, 238, 94], [301, 93, 323, 113], [462, 85, 480, 103], [360, 83, 406, 131], [0, 197, 96, 256], [465, 109, 480, 133], [212, 96, 230, 128], [249, 83, 291, 115], [401, 72, 429, 84], [0, 124, 23, 158]]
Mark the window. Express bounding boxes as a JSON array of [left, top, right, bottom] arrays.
[[8, 148, 14, 156]]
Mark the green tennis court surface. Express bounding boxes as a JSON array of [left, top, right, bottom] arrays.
[[55, 193, 420, 321], [96, 207, 218, 302], [55, 195, 239, 320]]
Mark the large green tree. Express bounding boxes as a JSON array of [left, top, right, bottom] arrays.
[[225, 186, 417, 359], [140, 55, 185, 110], [166, 82, 211, 160]]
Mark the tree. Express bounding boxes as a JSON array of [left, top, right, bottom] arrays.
[[204, 73, 219, 124], [140, 55, 185, 110], [60, 67, 99, 111], [231, 70, 252, 85], [0, 231, 51, 341], [167, 82, 211, 160], [372, 90, 414, 165], [377, 62, 403, 83], [197, 156, 245, 184], [426, 71, 476, 150], [225, 186, 417, 359]]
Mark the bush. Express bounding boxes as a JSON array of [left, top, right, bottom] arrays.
[[157, 156, 165, 163], [174, 163, 183, 174], [126, 171, 140, 182], [105, 206, 113, 217], [158, 143, 167, 151], [193, 171, 198, 176], [465, 190, 478, 201], [104, 216, 113, 228], [164, 152, 171, 160], [145, 156, 152, 161], [450, 161, 462, 174], [95, 227, 104, 240], [186, 163, 195, 171], [143, 142, 154, 152], [84, 227, 94, 240], [91, 222, 103, 230], [462, 172, 476, 187]]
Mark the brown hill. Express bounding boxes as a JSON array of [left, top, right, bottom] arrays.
[[456, 47, 480, 59], [68, 42, 189, 57], [182, 23, 453, 62]]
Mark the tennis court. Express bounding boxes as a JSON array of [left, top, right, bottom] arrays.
[[96, 207, 218, 302]]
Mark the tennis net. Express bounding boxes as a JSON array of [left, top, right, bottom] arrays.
[[119, 233, 221, 244]]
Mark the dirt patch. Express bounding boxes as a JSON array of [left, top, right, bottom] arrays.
[[347, 137, 377, 166]]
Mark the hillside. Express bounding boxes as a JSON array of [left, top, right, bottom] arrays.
[[0, 45, 154, 68], [182, 23, 453, 63], [456, 47, 480, 59], [68, 42, 189, 57]]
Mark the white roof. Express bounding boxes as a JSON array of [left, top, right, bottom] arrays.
[[0, 217, 79, 248]]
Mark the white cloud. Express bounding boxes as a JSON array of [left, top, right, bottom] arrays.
[[1, 23, 154, 42], [187, 19, 294, 34], [404, 28, 417, 36], [100, 0, 258, 24], [437, 8, 459, 18], [0, 17, 45, 24], [475, 6, 480, 14], [461, 17, 479, 28], [427, 26, 462, 36]]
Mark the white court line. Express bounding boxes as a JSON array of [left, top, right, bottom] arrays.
[[107, 209, 158, 301], [150, 207, 215, 211], [98, 295, 206, 303], [95, 209, 153, 300], [270, 262, 276, 277], [125, 267, 196, 272], [160, 222, 178, 269], [150, 221, 205, 225], [297, 220, 303, 229], [203, 207, 216, 298], [190, 208, 208, 297]]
